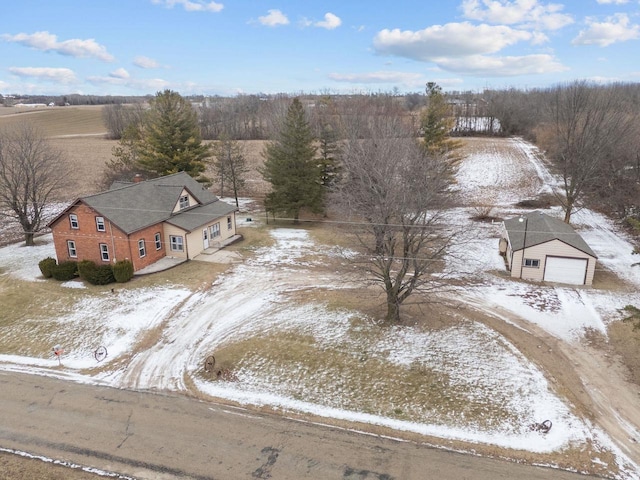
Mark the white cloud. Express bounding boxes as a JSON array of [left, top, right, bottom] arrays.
[[2, 31, 114, 62], [373, 23, 534, 60], [315, 13, 342, 30], [8, 67, 76, 83], [87, 75, 171, 92], [596, 0, 629, 4], [258, 9, 289, 27], [328, 71, 425, 87], [460, 0, 573, 30], [134, 56, 160, 69], [572, 13, 640, 46], [151, 0, 223, 12], [435, 53, 567, 76], [109, 68, 130, 79]]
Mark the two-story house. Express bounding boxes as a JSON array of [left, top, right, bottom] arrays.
[[47, 172, 239, 273]]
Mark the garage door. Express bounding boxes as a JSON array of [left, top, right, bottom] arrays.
[[544, 257, 587, 285]]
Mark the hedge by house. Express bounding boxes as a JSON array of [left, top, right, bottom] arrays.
[[78, 260, 115, 285], [113, 260, 134, 283], [40, 258, 134, 285], [51, 261, 78, 281], [38, 257, 57, 278]]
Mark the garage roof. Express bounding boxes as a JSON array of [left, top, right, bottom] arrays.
[[504, 212, 597, 258]]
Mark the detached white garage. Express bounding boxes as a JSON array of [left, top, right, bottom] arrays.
[[500, 212, 597, 286]]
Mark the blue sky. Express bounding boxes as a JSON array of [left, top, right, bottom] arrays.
[[1, 0, 639, 96]]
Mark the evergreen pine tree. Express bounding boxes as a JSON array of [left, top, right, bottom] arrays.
[[421, 82, 462, 158], [136, 90, 211, 181], [260, 98, 322, 223]]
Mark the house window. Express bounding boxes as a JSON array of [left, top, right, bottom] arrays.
[[138, 239, 146, 258], [524, 258, 540, 268], [99, 244, 109, 262], [155, 232, 162, 250], [69, 214, 79, 229], [227, 216, 232, 230], [179, 195, 189, 209], [67, 240, 77, 258], [96, 216, 105, 232], [170, 235, 184, 252], [211, 222, 220, 238]]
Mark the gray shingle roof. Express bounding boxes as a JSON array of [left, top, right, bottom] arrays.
[[504, 211, 596, 258], [79, 172, 235, 234]]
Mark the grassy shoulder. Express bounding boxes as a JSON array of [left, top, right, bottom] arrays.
[[0, 452, 108, 480]]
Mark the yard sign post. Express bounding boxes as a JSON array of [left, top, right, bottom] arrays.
[[52, 345, 63, 366]]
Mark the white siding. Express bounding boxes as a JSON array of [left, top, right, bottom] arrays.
[[510, 239, 595, 285], [172, 189, 198, 213]]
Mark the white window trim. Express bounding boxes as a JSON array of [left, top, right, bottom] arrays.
[[138, 239, 146, 258], [212, 222, 220, 238], [99, 243, 109, 262], [179, 195, 189, 210], [155, 232, 162, 250], [96, 216, 106, 232], [67, 240, 77, 258], [170, 235, 184, 252], [227, 216, 232, 230], [524, 258, 540, 268], [69, 214, 79, 229]]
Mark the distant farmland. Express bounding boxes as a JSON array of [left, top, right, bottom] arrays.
[[0, 104, 270, 200], [0, 105, 106, 137]]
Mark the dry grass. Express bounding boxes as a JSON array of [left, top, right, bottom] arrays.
[[608, 320, 640, 385], [210, 323, 518, 428], [0, 276, 88, 357]]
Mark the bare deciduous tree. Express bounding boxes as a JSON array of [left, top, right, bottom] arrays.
[[211, 133, 248, 207], [0, 123, 70, 246], [539, 81, 634, 223], [102, 103, 146, 140], [331, 114, 456, 323]]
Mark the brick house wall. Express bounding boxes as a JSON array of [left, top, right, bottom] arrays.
[[49, 202, 166, 272]]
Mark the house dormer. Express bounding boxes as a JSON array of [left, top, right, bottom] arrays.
[[173, 188, 198, 213]]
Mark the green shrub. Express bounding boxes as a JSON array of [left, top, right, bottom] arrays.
[[78, 260, 115, 285], [626, 216, 640, 233], [94, 265, 116, 285], [38, 257, 57, 278], [77, 260, 97, 282], [112, 260, 134, 283], [52, 261, 78, 281]]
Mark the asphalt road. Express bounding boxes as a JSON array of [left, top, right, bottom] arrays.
[[0, 372, 594, 480]]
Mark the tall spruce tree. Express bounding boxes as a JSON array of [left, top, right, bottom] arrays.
[[260, 98, 322, 223], [136, 90, 210, 181], [421, 82, 461, 158]]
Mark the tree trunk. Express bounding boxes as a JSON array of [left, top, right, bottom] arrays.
[[24, 232, 35, 246], [385, 296, 401, 323]]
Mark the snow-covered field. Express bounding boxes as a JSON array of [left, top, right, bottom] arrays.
[[1, 137, 639, 478]]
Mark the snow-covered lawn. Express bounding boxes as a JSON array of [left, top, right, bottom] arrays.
[[1, 137, 639, 478]]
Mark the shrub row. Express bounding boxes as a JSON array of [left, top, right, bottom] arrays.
[[38, 258, 134, 284]]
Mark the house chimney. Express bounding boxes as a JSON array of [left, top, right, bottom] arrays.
[[133, 174, 143, 183]]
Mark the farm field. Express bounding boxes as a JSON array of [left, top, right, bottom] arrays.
[[1, 107, 640, 478]]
